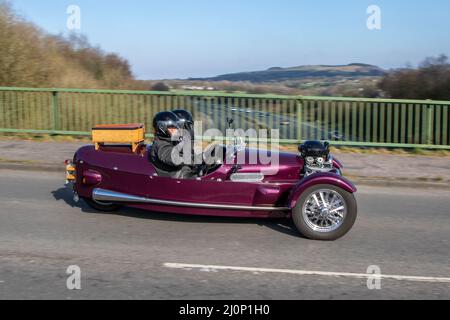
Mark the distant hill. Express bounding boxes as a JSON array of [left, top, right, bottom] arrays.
[[190, 63, 386, 83]]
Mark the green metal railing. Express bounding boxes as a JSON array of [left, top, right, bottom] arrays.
[[0, 87, 449, 149]]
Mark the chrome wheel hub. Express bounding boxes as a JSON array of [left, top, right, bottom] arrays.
[[302, 189, 347, 232], [320, 208, 330, 218]]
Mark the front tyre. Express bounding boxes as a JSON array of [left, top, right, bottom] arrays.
[[292, 184, 357, 241], [83, 197, 121, 212]]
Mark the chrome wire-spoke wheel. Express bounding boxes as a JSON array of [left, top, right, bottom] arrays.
[[302, 189, 347, 233]]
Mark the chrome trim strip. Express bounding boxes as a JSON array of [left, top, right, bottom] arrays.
[[92, 188, 289, 212], [230, 173, 264, 183]]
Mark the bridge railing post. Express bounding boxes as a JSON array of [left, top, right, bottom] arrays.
[[297, 98, 303, 143], [51, 91, 59, 132]]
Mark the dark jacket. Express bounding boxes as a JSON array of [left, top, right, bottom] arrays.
[[150, 134, 194, 178]]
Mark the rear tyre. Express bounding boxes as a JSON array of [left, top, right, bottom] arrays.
[[83, 197, 121, 212], [292, 184, 357, 241]]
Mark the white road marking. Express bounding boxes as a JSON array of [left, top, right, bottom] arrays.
[[164, 263, 450, 284]]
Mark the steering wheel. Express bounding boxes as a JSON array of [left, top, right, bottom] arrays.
[[193, 143, 223, 177]]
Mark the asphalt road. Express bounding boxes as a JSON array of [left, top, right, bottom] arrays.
[[0, 169, 449, 300]]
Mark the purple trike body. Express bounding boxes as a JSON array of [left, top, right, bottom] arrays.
[[71, 144, 356, 219]]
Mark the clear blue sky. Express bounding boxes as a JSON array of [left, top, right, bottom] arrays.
[[10, 0, 450, 79]]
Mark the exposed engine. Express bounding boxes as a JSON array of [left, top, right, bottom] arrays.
[[299, 141, 334, 176]]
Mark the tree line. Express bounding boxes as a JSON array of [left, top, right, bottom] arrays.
[[379, 54, 450, 100], [0, 2, 141, 89]]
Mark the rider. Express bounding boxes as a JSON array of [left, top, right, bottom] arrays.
[[150, 111, 194, 178], [172, 109, 198, 163], [173, 109, 223, 173]]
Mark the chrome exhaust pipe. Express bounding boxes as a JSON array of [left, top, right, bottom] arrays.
[[93, 188, 147, 203], [92, 188, 289, 212]]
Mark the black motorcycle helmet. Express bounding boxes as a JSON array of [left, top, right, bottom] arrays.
[[173, 109, 194, 131], [153, 111, 180, 138]]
